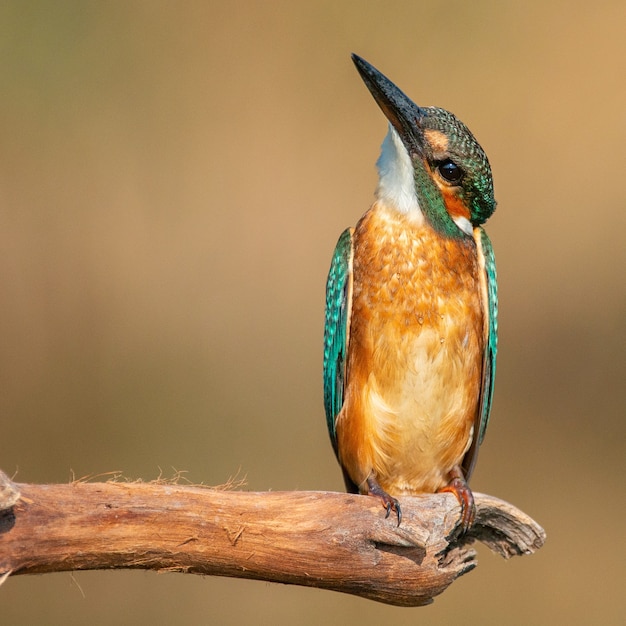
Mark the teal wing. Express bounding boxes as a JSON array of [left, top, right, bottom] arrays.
[[463, 227, 498, 479], [323, 228, 353, 456]]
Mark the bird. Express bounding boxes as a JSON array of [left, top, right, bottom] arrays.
[[323, 54, 498, 534]]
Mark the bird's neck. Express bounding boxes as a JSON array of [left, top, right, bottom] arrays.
[[375, 125, 424, 224], [374, 125, 469, 240]]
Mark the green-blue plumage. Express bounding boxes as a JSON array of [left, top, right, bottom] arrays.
[[478, 227, 498, 445], [323, 228, 353, 455]]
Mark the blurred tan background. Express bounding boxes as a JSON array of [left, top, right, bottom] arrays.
[[1, 2, 625, 624]]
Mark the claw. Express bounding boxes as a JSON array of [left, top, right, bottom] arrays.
[[438, 465, 475, 537], [366, 474, 402, 526]]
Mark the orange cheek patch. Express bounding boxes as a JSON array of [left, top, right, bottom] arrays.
[[441, 188, 471, 220]]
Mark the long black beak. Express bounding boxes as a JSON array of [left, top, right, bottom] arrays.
[[351, 54, 426, 156]]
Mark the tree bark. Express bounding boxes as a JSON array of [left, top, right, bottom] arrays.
[[0, 470, 544, 606]]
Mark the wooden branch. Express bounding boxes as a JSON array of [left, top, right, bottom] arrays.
[[0, 470, 544, 606]]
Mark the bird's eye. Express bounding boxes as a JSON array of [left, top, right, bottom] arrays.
[[438, 159, 463, 184]]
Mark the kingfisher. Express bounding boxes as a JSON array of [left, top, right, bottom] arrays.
[[323, 55, 498, 533]]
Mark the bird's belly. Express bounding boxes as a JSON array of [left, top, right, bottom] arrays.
[[337, 297, 484, 495], [365, 319, 481, 494]]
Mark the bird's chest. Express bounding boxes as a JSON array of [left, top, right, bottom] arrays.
[[350, 211, 483, 357], [352, 210, 483, 413]]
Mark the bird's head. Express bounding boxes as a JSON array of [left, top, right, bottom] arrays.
[[352, 54, 496, 238]]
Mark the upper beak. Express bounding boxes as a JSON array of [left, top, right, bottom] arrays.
[[351, 54, 426, 157]]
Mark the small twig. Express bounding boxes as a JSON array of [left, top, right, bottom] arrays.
[[0, 470, 544, 606]]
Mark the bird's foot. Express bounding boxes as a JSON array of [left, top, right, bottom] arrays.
[[438, 466, 475, 539], [366, 474, 402, 526]]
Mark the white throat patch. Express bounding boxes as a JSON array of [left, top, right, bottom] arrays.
[[375, 124, 423, 220], [453, 215, 474, 237]]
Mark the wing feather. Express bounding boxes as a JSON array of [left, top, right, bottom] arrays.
[[323, 228, 354, 456], [463, 227, 498, 479]]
